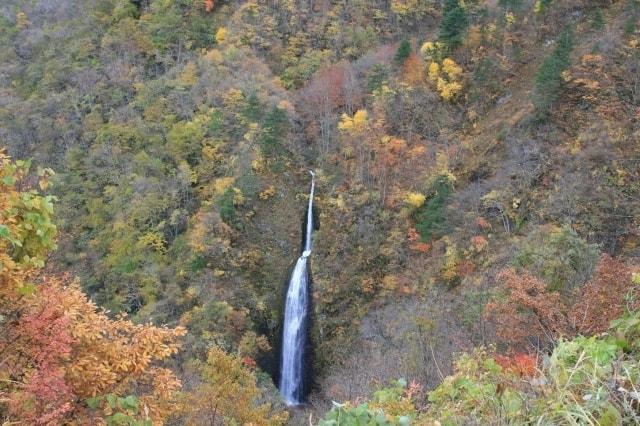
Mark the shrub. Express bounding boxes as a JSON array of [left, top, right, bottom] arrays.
[[513, 224, 598, 293], [532, 26, 574, 117], [319, 308, 640, 425], [484, 268, 570, 346], [319, 379, 415, 426], [424, 310, 640, 424], [486, 256, 638, 347], [569, 256, 640, 335]]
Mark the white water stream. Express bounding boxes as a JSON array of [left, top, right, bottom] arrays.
[[279, 171, 315, 405]]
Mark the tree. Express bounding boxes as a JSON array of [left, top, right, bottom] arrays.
[[438, 0, 468, 50], [533, 26, 574, 117], [259, 106, 289, 161], [402, 54, 424, 85], [414, 176, 453, 242], [0, 153, 186, 424], [395, 39, 412, 64], [179, 347, 288, 425]]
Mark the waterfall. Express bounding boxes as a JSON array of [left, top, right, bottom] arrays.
[[280, 171, 315, 405]]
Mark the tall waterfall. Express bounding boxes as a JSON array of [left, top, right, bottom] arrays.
[[280, 171, 315, 405]]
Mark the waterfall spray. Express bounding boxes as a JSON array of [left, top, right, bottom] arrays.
[[279, 171, 315, 405]]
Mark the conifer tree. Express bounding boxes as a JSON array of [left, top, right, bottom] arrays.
[[533, 26, 574, 117], [395, 39, 412, 64], [439, 0, 469, 50]]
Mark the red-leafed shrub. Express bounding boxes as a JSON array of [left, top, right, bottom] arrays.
[[494, 353, 538, 377], [486, 256, 639, 350], [484, 268, 570, 347], [570, 255, 640, 335]]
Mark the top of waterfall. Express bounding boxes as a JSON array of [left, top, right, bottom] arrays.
[[309, 170, 315, 177]]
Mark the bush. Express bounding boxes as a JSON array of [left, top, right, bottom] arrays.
[[319, 379, 415, 426], [324, 308, 640, 425], [513, 224, 598, 293], [532, 26, 574, 117], [424, 310, 640, 425]]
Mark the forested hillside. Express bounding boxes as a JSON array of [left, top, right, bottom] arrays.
[[1, 0, 639, 424]]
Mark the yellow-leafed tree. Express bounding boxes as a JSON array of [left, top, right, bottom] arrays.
[[179, 346, 288, 425]]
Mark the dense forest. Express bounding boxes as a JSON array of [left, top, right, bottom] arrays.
[[1, 0, 639, 424]]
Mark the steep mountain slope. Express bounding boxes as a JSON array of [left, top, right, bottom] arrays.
[[1, 0, 639, 424]]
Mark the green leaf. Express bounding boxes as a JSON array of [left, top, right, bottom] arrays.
[[597, 402, 622, 426], [86, 396, 101, 410], [484, 357, 501, 373], [107, 412, 132, 426], [122, 395, 138, 411], [17, 283, 36, 296], [107, 393, 117, 409], [398, 415, 411, 426], [501, 389, 522, 415]]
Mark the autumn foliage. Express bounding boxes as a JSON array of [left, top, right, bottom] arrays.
[[0, 153, 186, 425], [484, 268, 572, 347], [493, 353, 538, 377], [569, 255, 640, 335], [486, 256, 640, 349], [179, 347, 287, 425], [402, 54, 424, 85]]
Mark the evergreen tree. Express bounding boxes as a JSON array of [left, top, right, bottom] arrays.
[[533, 26, 574, 117], [259, 106, 289, 159], [242, 93, 263, 121], [439, 0, 469, 50], [218, 187, 237, 225], [394, 39, 412, 64], [414, 177, 453, 241]]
